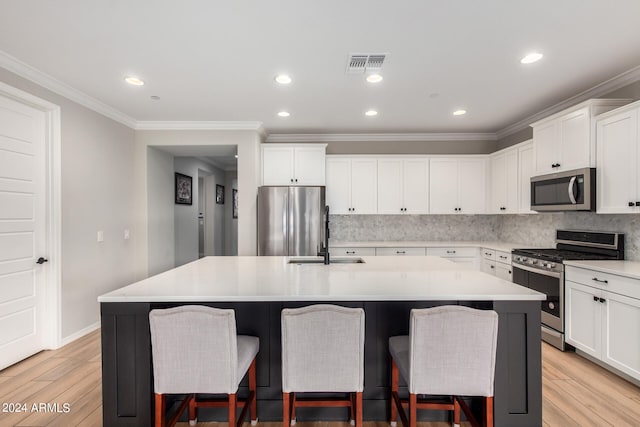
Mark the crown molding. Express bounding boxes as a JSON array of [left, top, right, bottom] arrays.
[[496, 64, 640, 139], [136, 121, 264, 131], [265, 132, 497, 143], [0, 50, 137, 128]]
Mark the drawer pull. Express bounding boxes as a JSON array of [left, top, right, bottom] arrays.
[[490, 265, 495, 269], [446, 250, 456, 254], [396, 251, 406, 254], [346, 251, 355, 254], [499, 255, 508, 260], [485, 252, 492, 256], [592, 277, 609, 284]]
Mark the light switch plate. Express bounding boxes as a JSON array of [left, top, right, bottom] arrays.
[[124, 229, 130, 240], [97, 231, 104, 242]]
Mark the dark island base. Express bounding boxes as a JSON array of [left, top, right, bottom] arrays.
[[101, 300, 541, 427]]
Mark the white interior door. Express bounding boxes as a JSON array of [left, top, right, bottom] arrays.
[[0, 94, 47, 370]]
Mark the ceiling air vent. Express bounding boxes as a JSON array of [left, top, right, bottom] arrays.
[[346, 53, 387, 74]]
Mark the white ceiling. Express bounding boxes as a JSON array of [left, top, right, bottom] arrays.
[[2, 1, 640, 135]]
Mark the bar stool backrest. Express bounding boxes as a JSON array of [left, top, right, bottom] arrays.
[[149, 305, 238, 394], [281, 304, 365, 393], [408, 306, 498, 396]]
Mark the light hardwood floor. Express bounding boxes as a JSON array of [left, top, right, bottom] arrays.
[[1, 330, 640, 426]]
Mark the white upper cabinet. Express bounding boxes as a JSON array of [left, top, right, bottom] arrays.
[[531, 99, 630, 175], [517, 141, 535, 213], [490, 147, 518, 213], [430, 157, 486, 214], [326, 157, 377, 214], [262, 144, 326, 185], [596, 102, 640, 213], [377, 158, 429, 214]]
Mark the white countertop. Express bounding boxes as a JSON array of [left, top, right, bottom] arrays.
[[98, 256, 545, 303], [330, 241, 527, 253], [564, 260, 640, 280]]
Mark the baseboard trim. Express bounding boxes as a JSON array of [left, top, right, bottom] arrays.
[[59, 321, 100, 348]]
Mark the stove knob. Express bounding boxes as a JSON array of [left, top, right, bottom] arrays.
[[530, 259, 537, 265]]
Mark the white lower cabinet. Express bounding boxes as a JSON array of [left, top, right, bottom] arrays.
[[480, 248, 512, 281], [331, 247, 376, 257], [375, 247, 426, 256], [566, 266, 640, 380], [427, 247, 479, 269]]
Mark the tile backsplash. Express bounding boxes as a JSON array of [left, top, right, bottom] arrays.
[[498, 212, 640, 261], [330, 215, 498, 242], [331, 213, 640, 261]]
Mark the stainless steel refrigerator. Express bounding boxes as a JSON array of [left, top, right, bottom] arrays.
[[257, 186, 327, 256]]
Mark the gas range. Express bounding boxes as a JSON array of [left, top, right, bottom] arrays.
[[511, 230, 624, 351]]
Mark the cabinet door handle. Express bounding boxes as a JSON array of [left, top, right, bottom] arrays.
[[592, 277, 608, 284], [593, 295, 599, 302], [636, 202, 640, 207], [295, 178, 298, 183], [599, 297, 606, 304], [490, 265, 495, 269], [629, 202, 635, 207]]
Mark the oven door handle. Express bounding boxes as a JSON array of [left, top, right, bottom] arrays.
[[513, 263, 562, 279], [568, 176, 577, 204]]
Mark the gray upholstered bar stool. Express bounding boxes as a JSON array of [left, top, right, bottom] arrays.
[[281, 304, 365, 427], [149, 305, 259, 427], [389, 306, 498, 427]]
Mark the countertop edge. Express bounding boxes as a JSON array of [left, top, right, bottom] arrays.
[[564, 260, 640, 280]]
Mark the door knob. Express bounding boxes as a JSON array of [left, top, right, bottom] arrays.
[[36, 257, 48, 265]]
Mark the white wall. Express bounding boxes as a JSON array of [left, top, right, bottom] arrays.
[[174, 157, 227, 266], [147, 147, 175, 276], [0, 68, 139, 340], [135, 130, 260, 274], [225, 173, 238, 256]]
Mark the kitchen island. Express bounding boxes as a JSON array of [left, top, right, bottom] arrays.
[[99, 256, 544, 427]]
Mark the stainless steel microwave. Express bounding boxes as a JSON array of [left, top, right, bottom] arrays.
[[530, 167, 595, 211]]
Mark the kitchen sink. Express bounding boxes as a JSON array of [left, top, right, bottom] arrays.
[[287, 257, 365, 264]]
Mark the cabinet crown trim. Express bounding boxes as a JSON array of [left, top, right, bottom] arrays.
[[529, 98, 632, 128]]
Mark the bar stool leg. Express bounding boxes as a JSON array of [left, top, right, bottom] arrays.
[[453, 397, 461, 427], [283, 392, 290, 427], [356, 391, 363, 427], [249, 359, 258, 425], [409, 393, 417, 427], [188, 394, 197, 426], [291, 392, 297, 425], [485, 396, 494, 427], [154, 393, 165, 427], [390, 358, 399, 426], [228, 393, 236, 427]]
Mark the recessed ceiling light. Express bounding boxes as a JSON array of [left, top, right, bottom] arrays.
[[366, 74, 383, 83], [275, 74, 292, 85], [150, 95, 160, 100], [124, 76, 145, 86], [365, 110, 378, 116], [520, 52, 543, 64], [453, 109, 467, 116], [278, 111, 290, 117]]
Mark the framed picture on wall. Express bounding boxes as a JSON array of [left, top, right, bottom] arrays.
[[175, 172, 192, 205], [216, 184, 225, 204], [232, 189, 238, 219]]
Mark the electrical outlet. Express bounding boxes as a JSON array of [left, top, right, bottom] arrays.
[[124, 229, 130, 240], [97, 230, 104, 242]]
